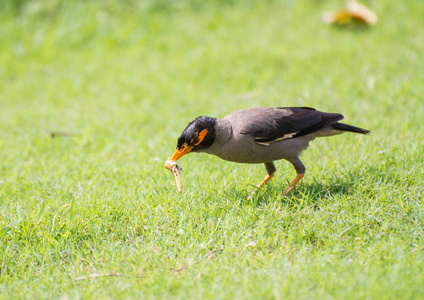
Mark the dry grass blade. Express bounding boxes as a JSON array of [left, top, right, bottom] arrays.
[[170, 248, 224, 272], [204, 248, 224, 259], [72, 273, 143, 281], [45, 130, 77, 138], [170, 266, 186, 272]]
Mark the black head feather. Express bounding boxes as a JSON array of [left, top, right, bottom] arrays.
[[177, 116, 216, 151]]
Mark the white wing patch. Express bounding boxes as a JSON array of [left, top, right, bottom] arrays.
[[254, 132, 299, 146]]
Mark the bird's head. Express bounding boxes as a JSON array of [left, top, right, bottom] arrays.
[[169, 116, 216, 162]]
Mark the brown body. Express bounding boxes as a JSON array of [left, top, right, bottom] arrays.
[[203, 108, 321, 164], [167, 107, 369, 196]]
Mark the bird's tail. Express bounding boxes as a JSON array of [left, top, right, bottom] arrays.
[[332, 122, 370, 134]]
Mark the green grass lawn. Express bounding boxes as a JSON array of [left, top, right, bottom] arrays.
[[1, 0, 423, 298]]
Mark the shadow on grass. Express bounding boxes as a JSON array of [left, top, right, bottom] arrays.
[[235, 171, 364, 208], [220, 180, 356, 208], [219, 162, 388, 208], [244, 180, 356, 208], [332, 22, 372, 32]]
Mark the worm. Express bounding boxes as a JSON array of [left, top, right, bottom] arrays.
[[164, 159, 183, 193]]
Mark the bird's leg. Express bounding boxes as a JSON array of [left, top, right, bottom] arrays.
[[258, 162, 276, 188], [282, 158, 306, 197], [281, 173, 305, 196], [248, 162, 275, 199], [257, 173, 274, 189]]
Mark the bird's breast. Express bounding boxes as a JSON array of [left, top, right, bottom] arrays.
[[204, 133, 314, 164]]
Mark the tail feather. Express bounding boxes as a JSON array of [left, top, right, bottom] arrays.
[[332, 122, 370, 134]]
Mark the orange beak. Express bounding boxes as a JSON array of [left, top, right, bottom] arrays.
[[164, 143, 193, 170], [170, 144, 193, 161]]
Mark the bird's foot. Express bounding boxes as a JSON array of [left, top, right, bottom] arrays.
[[247, 189, 259, 201], [281, 187, 293, 197], [281, 173, 305, 197]]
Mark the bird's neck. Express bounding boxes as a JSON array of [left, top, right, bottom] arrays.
[[200, 118, 232, 155]]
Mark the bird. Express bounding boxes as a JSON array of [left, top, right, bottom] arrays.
[[166, 107, 369, 196]]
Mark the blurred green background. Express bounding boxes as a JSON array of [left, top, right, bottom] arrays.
[[1, 0, 423, 298]]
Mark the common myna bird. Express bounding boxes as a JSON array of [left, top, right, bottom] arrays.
[[166, 107, 369, 196]]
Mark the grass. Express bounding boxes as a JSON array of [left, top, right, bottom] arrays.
[[1, 0, 423, 298]]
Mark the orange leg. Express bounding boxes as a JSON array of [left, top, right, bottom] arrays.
[[248, 171, 275, 200], [281, 173, 305, 197], [257, 172, 275, 189]]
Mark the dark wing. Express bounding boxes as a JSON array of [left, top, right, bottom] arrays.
[[244, 107, 344, 145]]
